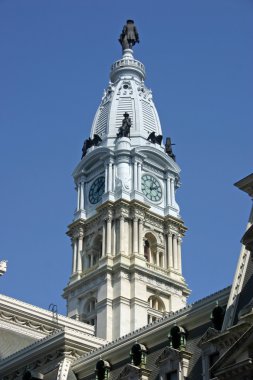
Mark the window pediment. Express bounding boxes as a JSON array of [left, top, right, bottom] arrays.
[[155, 347, 181, 366]]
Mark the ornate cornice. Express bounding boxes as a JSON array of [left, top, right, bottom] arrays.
[[0, 310, 54, 335], [164, 215, 187, 233]]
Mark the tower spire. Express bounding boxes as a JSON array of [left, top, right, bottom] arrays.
[[63, 24, 189, 341]]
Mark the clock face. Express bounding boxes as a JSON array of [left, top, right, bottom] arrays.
[[89, 176, 105, 204], [141, 174, 162, 202]]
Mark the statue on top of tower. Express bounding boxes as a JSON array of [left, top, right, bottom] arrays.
[[119, 20, 140, 50]]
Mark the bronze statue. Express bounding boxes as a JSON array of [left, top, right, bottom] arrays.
[[165, 137, 176, 161], [117, 112, 132, 138], [147, 131, 163, 145], [81, 134, 102, 158], [119, 20, 139, 50]]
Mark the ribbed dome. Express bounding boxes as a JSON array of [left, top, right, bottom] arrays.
[[90, 49, 163, 150]]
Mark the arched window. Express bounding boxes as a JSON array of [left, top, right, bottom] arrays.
[[84, 235, 102, 269], [144, 233, 157, 264], [82, 297, 97, 333], [147, 295, 165, 324], [148, 295, 165, 311], [86, 298, 96, 313]]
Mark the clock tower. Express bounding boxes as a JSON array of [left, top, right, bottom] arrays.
[[63, 22, 190, 341]]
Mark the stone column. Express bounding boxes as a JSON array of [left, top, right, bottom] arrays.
[[156, 251, 159, 266], [111, 221, 115, 256], [119, 216, 125, 254], [104, 163, 108, 193], [102, 222, 106, 256], [112, 164, 115, 192], [170, 178, 175, 206], [166, 176, 171, 206], [137, 162, 142, 191], [138, 219, 143, 255], [106, 218, 112, 255], [167, 232, 173, 268], [108, 162, 112, 192], [80, 180, 85, 210], [134, 162, 138, 191], [76, 183, 80, 211], [76, 234, 83, 273], [133, 217, 138, 254], [173, 234, 178, 269], [177, 237, 182, 273], [160, 253, 165, 268], [72, 239, 77, 274]]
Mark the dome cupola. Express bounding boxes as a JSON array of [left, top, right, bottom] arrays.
[[90, 43, 163, 151]]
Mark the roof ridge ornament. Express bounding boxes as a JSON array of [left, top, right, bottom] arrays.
[[119, 20, 140, 53]]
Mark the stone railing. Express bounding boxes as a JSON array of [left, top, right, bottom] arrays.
[[146, 262, 169, 276]]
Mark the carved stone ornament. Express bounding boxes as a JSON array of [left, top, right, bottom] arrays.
[[145, 216, 163, 229], [137, 85, 152, 101], [144, 163, 163, 176], [137, 274, 181, 295], [0, 310, 54, 334], [101, 82, 115, 104]]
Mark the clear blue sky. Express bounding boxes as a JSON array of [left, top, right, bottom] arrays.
[[0, 0, 252, 315]]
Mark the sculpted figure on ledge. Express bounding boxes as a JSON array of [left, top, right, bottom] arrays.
[[81, 134, 102, 158], [117, 112, 132, 138]]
